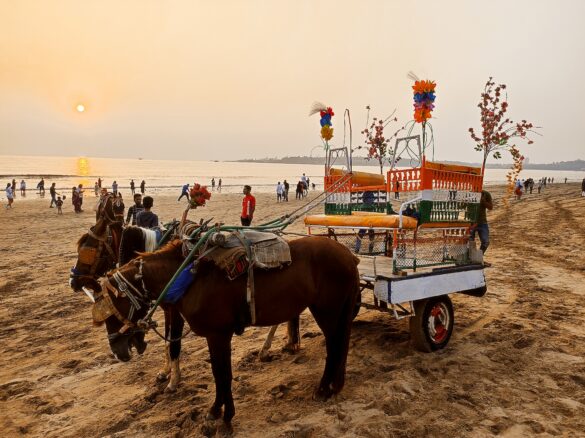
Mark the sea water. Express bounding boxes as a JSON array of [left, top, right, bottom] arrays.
[[0, 155, 583, 198]]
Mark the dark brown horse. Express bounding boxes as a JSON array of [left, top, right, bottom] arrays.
[[71, 195, 297, 392], [92, 237, 360, 434]]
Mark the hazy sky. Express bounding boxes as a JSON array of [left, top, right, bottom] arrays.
[[1, 0, 583, 163]]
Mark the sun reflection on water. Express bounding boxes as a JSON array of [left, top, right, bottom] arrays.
[[77, 157, 91, 186]]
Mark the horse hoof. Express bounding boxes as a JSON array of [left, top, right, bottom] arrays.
[[200, 421, 216, 437], [164, 383, 177, 393], [282, 343, 300, 355], [313, 386, 332, 402], [206, 407, 222, 421], [259, 353, 273, 363], [156, 372, 169, 382], [218, 422, 234, 437]]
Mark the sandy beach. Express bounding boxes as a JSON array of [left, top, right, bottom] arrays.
[[1, 184, 585, 437]]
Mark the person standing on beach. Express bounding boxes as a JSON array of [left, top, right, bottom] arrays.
[[581, 177, 585, 197], [283, 180, 289, 201], [140, 180, 146, 194], [76, 184, 85, 212], [71, 186, 79, 212], [211, 178, 216, 191], [178, 183, 190, 202], [38, 178, 45, 196], [98, 177, 102, 189], [126, 193, 144, 225], [94, 181, 99, 196], [276, 181, 283, 202], [112, 181, 118, 196], [49, 182, 57, 208], [296, 180, 304, 200], [11, 179, 16, 199], [470, 190, 493, 260], [130, 179, 135, 195], [217, 178, 222, 192], [5, 183, 14, 208], [20, 179, 26, 196], [240, 185, 256, 226], [56, 196, 63, 214], [112, 193, 125, 221]]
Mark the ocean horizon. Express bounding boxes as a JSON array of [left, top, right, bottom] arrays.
[[1, 154, 583, 197]]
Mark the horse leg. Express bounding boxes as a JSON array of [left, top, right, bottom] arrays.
[[259, 325, 278, 362], [205, 332, 235, 434], [283, 316, 301, 354], [309, 294, 355, 400], [165, 308, 185, 393], [157, 308, 172, 382]]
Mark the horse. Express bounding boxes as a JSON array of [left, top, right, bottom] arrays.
[[70, 194, 298, 392], [92, 237, 360, 434]]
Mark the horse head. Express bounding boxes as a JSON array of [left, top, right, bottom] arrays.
[[92, 241, 183, 361], [70, 195, 124, 294]]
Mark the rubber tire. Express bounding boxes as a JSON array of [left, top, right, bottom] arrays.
[[410, 296, 454, 352], [352, 292, 362, 320]]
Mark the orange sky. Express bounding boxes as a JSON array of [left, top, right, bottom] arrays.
[[0, 0, 583, 162]]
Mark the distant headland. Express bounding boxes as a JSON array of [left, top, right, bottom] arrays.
[[233, 156, 585, 171]]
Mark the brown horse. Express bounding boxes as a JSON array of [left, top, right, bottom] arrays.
[[92, 237, 360, 434], [71, 195, 298, 392]]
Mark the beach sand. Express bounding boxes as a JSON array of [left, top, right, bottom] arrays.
[[1, 185, 585, 437]]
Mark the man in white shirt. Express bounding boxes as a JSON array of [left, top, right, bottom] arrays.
[[276, 182, 284, 202]]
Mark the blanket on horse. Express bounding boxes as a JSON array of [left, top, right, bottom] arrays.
[[165, 229, 291, 304]]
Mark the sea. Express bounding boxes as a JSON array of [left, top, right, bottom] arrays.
[[1, 155, 583, 199]]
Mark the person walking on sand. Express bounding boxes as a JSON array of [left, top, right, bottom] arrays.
[[276, 181, 283, 202], [470, 190, 493, 263], [211, 177, 216, 191], [140, 180, 146, 194], [283, 179, 289, 201], [5, 183, 14, 208], [217, 178, 222, 192], [130, 179, 135, 195], [178, 183, 190, 202], [20, 179, 26, 196], [49, 182, 57, 208], [240, 185, 256, 226], [112, 180, 118, 196], [126, 193, 144, 226]]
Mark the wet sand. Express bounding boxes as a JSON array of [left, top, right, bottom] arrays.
[[1, 184, 585, 437]]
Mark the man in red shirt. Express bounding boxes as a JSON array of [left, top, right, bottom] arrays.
[[241, 185, 256, 226]]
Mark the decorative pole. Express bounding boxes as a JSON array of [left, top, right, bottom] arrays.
[[412, 79, 436, 158]]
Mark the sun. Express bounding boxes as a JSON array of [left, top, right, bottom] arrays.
[[76, 104, 85, 113]]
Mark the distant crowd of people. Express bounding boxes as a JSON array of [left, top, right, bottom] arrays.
[[274, 173, 316, 202], [513, 176, 564, 200]]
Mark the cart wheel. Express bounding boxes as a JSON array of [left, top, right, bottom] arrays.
[[352, 292, 362, 320], [410, 296, 454, 352]]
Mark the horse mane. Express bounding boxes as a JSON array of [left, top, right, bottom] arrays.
[[138, 239, 183, 260], [119, 226, 147, 265]]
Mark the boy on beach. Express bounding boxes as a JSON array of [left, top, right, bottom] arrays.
[[56, 196, 63, 214]]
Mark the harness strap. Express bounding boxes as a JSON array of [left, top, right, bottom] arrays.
[[234, 231, 256, 325], [100, 286, 135, 334]]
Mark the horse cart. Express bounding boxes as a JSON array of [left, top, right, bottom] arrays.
[[304, 144, 488, 352]]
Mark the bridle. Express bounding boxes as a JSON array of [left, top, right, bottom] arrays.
[[71, 194, 123, 283], [94, 258, 151, 336]]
